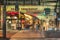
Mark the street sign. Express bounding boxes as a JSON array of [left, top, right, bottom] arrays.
[[44, 8, 51, 15]]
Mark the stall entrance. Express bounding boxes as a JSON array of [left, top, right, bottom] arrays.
[[3, 0, 43, 38], [6, 11, 41, 31], [5, 5, 42, 31]]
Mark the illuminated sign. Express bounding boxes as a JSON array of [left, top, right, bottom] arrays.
[[21, 8, 40, 13], [21, 8, 37, 10], [5, 6, 54, 20], [6, 5, 15, 11]]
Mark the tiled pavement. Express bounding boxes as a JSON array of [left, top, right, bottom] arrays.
[[0, 30, 18, 38], [10, 30, 45, 40], [1, 30, 60, 40], [10, 38, 60, 40]]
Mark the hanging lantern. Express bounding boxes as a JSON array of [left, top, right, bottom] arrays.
[[33, 13, 37, 17], [6, 16, 11, 19], [21, 20, 25, 23], [12, 16, 17, 19], [15, 11, 19, 15], [7, 11, 19, 16]]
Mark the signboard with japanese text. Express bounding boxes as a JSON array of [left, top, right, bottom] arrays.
[[5, 5, 55, 20], [6, 5, 15, 11]]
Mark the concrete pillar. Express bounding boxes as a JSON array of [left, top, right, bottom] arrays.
[[3, 0, 6, 38]]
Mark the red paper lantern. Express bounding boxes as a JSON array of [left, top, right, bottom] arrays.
[[7, 11, 11, 15], [7, 11, 19, 16], [11, 11, 15, 16], [33, 13, 37, 16], [15, 11, 19, 15], [21, 20, 25, 23]]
